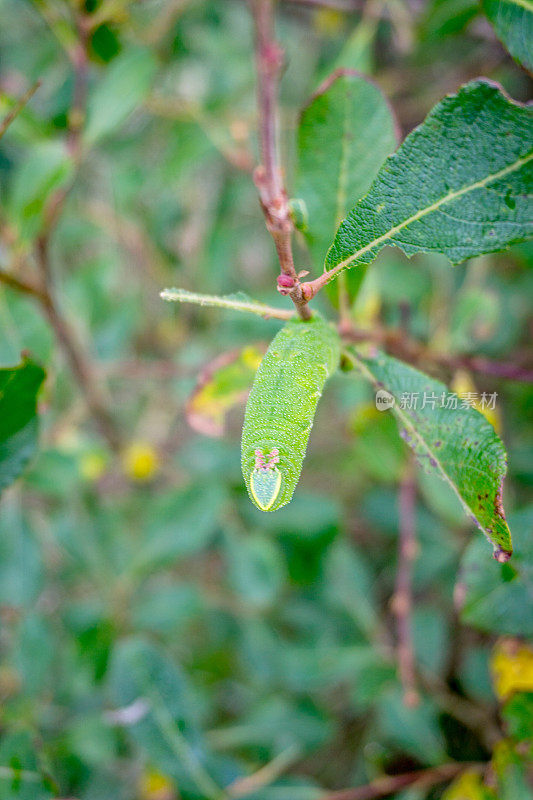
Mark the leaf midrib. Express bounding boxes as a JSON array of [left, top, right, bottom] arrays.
[[346, 349, 498, 537], [327, 148, 533, 279], [335, 84, 352, 228]]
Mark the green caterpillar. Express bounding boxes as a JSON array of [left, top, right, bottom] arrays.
[[241, 314, 340, 511]]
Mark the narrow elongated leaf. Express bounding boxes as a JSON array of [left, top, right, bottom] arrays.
[[324, 81, 533, 283], [0, 730, 55, 799], [107, 638, 221, 798], [296, 70, 398, 270], [84, 48, 157, 145], [0, 358, 46, 495], [161, 287, 293, 320], [346, 348, 512, 559], [483, 0, 533, 72], [8, 141, 73, 241]]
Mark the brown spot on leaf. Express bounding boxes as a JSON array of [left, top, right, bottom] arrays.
[[493, 547, 512, 564], [494, 483, 506, 521]]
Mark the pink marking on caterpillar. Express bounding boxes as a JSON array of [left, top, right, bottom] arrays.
[[254, 447, 280, 470]]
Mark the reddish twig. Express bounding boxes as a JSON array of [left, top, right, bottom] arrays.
[[34, 242, 122, 452], [0, 259, 121, 451], [67, 13, 90, 159], [0, 80, 41, 141], [0, 268, 48, 303], [392, 455, 419, 707], [461, 354, 533, 383], [319, 762, 483, 800], [36, 6, 120, 451], [250, 0, 311, 319], [341, 324, 533, 383]]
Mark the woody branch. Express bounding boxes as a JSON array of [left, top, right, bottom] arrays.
[[392, 454, 419, 707], [0, 5, 122, 452], [250, 0, 312, 320]]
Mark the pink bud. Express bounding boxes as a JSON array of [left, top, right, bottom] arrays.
[[277, 274, 295, 289]]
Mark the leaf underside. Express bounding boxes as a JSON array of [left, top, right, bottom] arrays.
[[325, 80, 533, 281], [347, 348, 512, 559]]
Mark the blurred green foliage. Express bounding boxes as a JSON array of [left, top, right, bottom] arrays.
[[0, 1, 532, 799]]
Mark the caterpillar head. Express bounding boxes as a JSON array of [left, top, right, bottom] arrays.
[[250, 448, 281, 511]]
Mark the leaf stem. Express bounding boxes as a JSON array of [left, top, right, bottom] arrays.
[[226, 745, 301, 798], [148, 688, 229, 800], [0, 80, 41, 141]]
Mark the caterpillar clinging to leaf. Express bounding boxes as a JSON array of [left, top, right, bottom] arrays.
[[241, 314, 340, 511]]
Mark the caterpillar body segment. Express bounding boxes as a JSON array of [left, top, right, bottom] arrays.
[[241, 315, 341, 512]]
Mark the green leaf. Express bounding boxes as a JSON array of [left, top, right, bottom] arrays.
[[376, 687, 447, 764], [84, 48, 158, 145], [332, 17, 379, 74], [483, 0, 533, 72], [324, 81, 533, 285], [503, 692, 533, 752], [131, 485, 225, 575], [346, 348, 512, 558], [0, 513, 43, 607], [296, 70, 398, 273], [210, 697, 329, 754], [107, 638, 219, 797], [7, 141, 73, 241], [0, 357, 46, 495], [223, 529, 286, 609], [0, 730, 55, 800], [322, 538, 378, 638]]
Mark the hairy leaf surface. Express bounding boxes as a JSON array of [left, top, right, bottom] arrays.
[[241, 316, 340, 512], [324, 81, 533, 283], [161, 287, 293, 320], [346, 348, 512, 559]]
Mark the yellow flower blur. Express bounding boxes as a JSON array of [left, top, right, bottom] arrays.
[[491, 639, 533, 701], [122, 442, 160, 482], [138, 768, 176, 800]]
